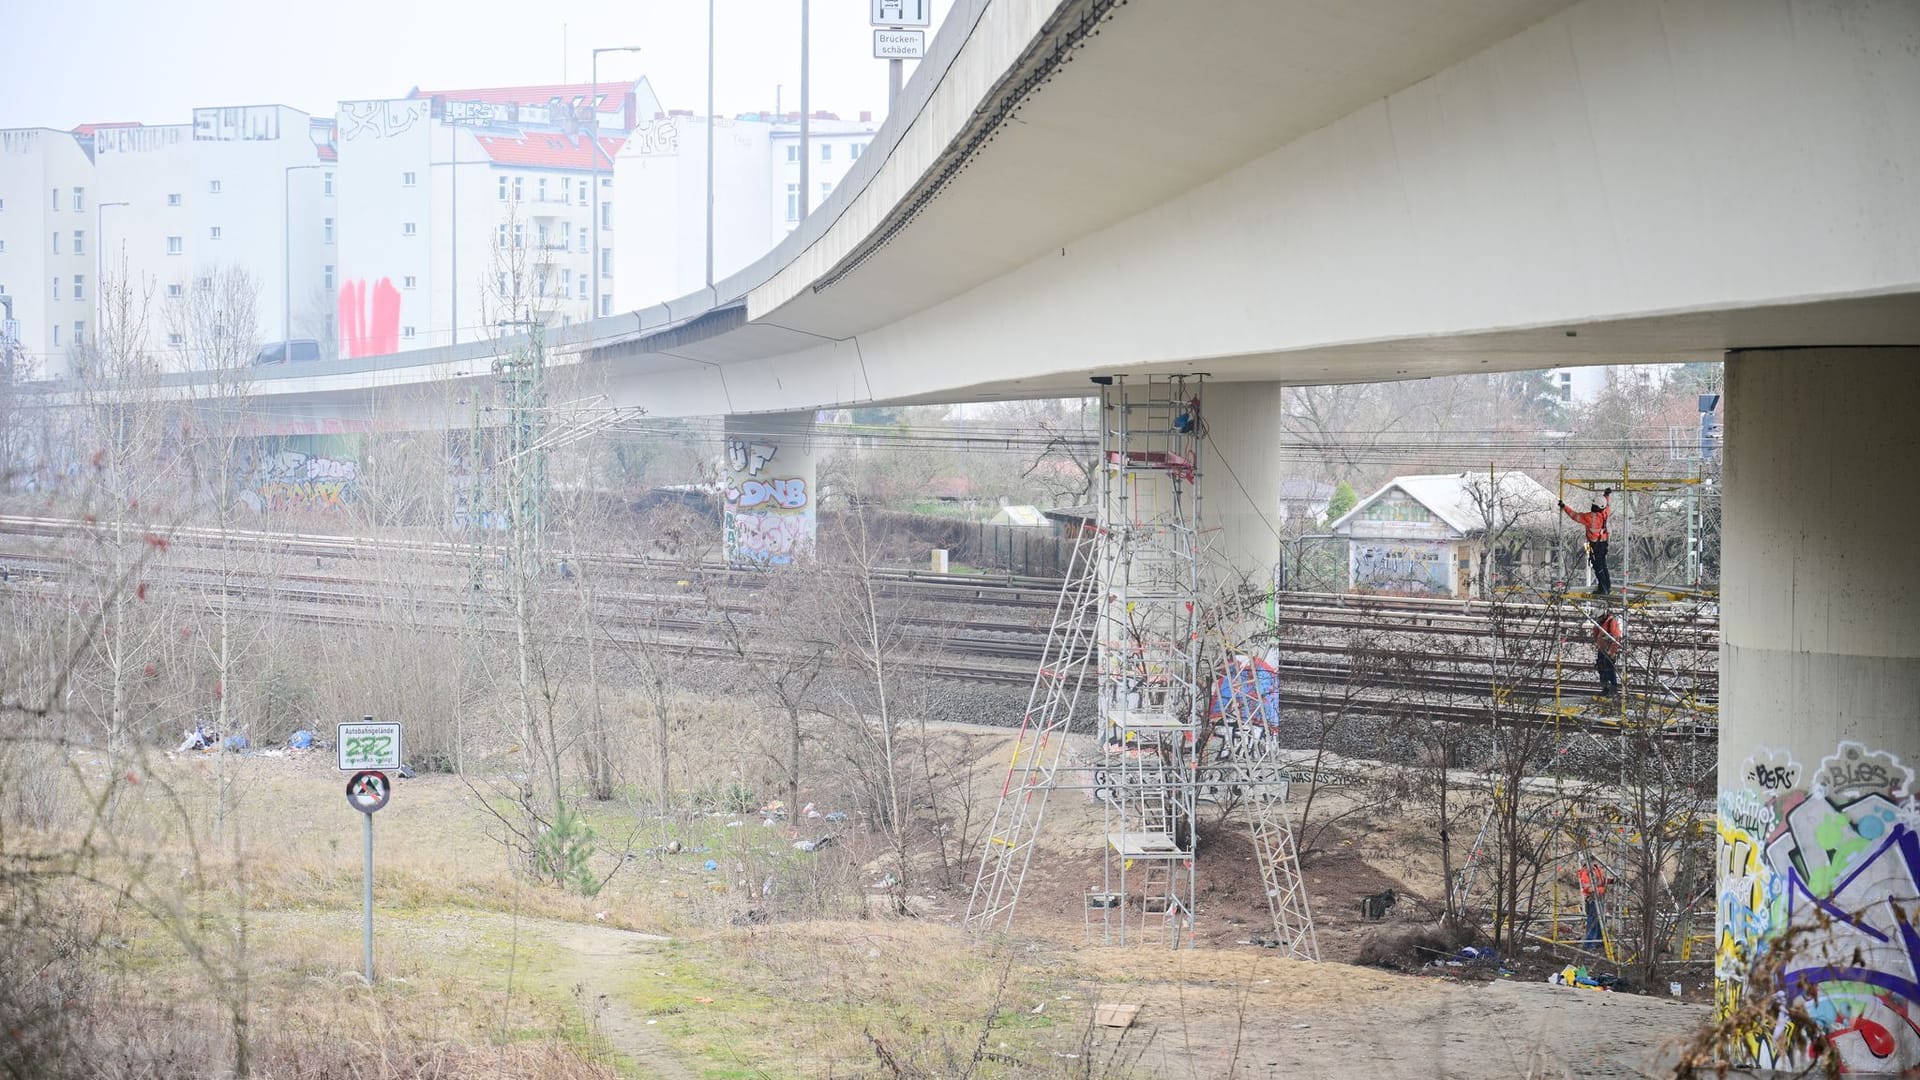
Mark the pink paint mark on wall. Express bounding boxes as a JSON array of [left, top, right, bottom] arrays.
[[338, 278, 403, 358]]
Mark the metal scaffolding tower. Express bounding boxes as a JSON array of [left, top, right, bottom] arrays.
[[967, 375, 1318, 955]]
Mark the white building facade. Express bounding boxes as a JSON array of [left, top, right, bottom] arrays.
[[612, 111, 879, 313], [0, 108, 333, 378], [332, 81, 660, 356]]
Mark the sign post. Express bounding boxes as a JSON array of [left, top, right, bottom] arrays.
[[340, 716, 400, 984], [870, 0, 931, 108]]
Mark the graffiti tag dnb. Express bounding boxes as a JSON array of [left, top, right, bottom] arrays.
[[1718, 740, 1920, 1072], [239, 450, 359, 514], [723, 437, 812, 565]]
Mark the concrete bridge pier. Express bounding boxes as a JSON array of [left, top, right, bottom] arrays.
[[720, 411, 815, 566], [1201, 380, 1285, 591], [1716, 347, 1920, 1072]]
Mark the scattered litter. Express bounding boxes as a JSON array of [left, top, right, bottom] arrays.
[[725, 821, 744, 828], [694, 996, 714, 1004], [1290, 1023, 1311, 1030], [1029, 1002, 1046, 1015], [665, 840, 683, 854], [703, 859, 719, 872], [759, 800, 787, 819], [288, 730, 314, 749], [1093, 1003, 1140, 1029], [1669, 981, 1684, 998], [222, 734, 249, 752], [395, 764, 415, 779], [824, 810, 850, 823], [177, 723, 218, 752], [646, 1019, 657, 1025], [802, 802, 819, 818], [594, 911, 608, 922], [793, 835, 838, 853], [1547, 964, 1618, 991]]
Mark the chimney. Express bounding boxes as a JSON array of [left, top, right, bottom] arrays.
[[859, 110, 872, 123]]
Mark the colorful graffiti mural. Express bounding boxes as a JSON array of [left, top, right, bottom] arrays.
[[1718, 740, 1920, 1072], [338, 278, 402, 358], [722, 437, 813, 566], [238, 446, 359, 514]]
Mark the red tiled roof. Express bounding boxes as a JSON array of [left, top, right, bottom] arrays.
[[411, 82, 633, 114], [474, 133, 625, 170], [315, 144, 338, 162], [73, 122, 142, 136]]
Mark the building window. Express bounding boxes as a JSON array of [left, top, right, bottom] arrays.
[[786, 183, 799, 222], [820, 143, 831, 162], [537, 178, 547, 202], [73, 230, 84, 255], [577, 276, 588, 301], [600, 202, 611, 230], [167, 236, 183, 255], [73, 187, 85, 211], [51, 232, 59, 255], [52, 324, 59, 347], [537, 223, 550, 249], [197, 275, 212, 289], [210, 226, 222, 240], [403, 222, 416, 237], [578, 226, 588, 251], [600, 177, 611, 188], [497, 224, 508, 249], [402, 326, 416, 340], [600, 248, 612, 278], [0, 197, 6, 210], [167, 283, 183, 298], [786, 144, 798, 162], [324, 172, 334, 195], [0, 240, 6, 253], [577, 180, 587, 204], [512, 176, 523, 202], [50, 188, 59, 211], [323, 265, 334, 290], [167, 193, 181, 207], [851, 142, 864, 160], [402, 171, 416, 187], [820, 181, 831, 201], [498, 176, 509, 201], [403, 275, 416, 289], [51, 277, 59, 300], [73, 320, 85, 342], [323, 218, 334, 243], [512, 223, 524, 249], [209, 179, 222, 194], [497, 272, 508, 295], [168, 333, 184, 348], [561, 268, 571, 294], [72, 274, 84, 300], [600, 295, 611, 316]]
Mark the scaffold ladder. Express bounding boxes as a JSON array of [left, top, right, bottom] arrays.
[[1248, 776, 1319, 960], [964, 524, 1103, 935]]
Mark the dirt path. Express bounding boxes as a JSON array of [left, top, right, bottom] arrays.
[[548, 923, 699, 1080]]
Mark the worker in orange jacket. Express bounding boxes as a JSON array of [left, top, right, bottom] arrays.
[[1593, 609, 1623, 698], [1559, 489, 1613, 594]]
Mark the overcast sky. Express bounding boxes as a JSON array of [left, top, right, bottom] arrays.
[[1, 0, 953, 130]]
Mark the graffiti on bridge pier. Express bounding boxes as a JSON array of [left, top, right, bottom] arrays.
[[240, 450, 359, 514], [1718, 739, 1920, 1072], [723, 436, 812, 566]]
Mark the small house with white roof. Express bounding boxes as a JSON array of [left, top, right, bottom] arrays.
[[1326, 472, 1555, 598]]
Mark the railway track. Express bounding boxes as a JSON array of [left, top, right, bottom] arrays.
[[0, 513, 1718, 737]]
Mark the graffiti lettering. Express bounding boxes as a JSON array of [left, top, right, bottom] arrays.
[[192, 106, 281, 141], [726, 438, 777, 477], [1721, 738, 1920, 1072], [339, 99, 428, 141], [734, 478, 807, 510], [239, 450, 359, 515]]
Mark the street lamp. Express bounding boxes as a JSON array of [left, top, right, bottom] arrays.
[[95, 201, 130, 343], [591, 45, 643, 323], [284, 163, 327, 350]]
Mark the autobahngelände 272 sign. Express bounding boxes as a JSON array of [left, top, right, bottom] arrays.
[[338, 718, 402, 772]]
